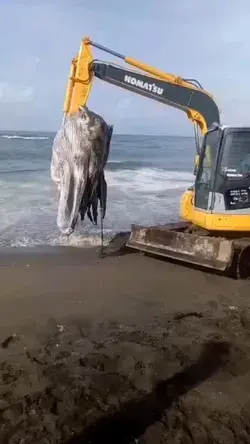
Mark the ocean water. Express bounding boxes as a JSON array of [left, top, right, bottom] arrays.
[[0, 130, 196, 248]]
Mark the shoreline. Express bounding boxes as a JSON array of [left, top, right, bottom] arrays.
[[0, 230, 131, 266]]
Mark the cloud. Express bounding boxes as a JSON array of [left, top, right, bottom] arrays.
[[0, 83, 34, 103], [0, 0, 250, 133]]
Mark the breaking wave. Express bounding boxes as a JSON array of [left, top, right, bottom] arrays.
[[1, 135, 49, 140], [106, 168, 193, 193]]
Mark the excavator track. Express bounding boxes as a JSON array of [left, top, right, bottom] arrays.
[[124, 222, 250, 279], [230, 239, 250, 279]]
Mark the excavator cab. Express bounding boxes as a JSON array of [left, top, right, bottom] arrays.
[[192, 125, 250, 230]]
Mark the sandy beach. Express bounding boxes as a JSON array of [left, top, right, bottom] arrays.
[[1, 245, 250, 443]]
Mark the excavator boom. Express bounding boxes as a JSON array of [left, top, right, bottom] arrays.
[[64, 38, 220, 135], [93, 61, 220, 133]]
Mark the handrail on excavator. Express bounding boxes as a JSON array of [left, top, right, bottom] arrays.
[[63, 37, 221, 135], [88, 39, 205, 90]]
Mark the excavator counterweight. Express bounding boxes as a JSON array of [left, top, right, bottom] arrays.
[[62, 38, 250, 278]]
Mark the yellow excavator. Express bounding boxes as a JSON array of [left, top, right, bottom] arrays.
[[63, 37, 250, 278]]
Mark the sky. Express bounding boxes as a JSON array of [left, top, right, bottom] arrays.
[[0, 1, 250, 134]]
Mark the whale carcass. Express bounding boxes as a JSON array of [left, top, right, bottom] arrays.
[[51, 106, 113, 235]]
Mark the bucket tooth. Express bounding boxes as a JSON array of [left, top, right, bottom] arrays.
[[126, 223, 234, 271]]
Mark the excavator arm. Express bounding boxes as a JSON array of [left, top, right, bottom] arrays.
[[63, 37, 220, 135]]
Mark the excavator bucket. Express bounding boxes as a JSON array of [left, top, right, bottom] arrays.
[[126, 222, 234, 272]]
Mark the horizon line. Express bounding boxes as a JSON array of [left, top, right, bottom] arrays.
[[0, 129, 194, 138]]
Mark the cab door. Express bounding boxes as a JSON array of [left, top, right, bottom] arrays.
[[194, 128, 221, 211]]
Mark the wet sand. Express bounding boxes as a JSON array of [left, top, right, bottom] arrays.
[[1, 246, 250, 443]]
